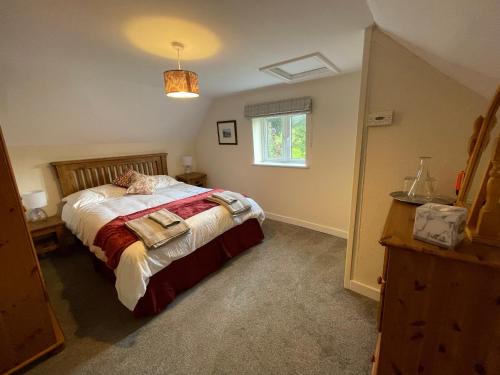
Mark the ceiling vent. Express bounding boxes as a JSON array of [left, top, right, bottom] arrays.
[[259, 53, 340, 83]]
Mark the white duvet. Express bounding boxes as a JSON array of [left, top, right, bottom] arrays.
[[61, 183, 265, 311]]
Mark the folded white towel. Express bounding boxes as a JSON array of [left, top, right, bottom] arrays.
[[148, 209, 181, 228], [207, 191, 251, 216], [212, 192, 237, 204]]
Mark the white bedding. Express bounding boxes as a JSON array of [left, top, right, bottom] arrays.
[[62, 182, 265, 310]]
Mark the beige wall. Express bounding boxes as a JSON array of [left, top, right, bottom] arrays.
[[195, 73, 361, 237], [0, 47, 211, 146], [8, 141, 194, 216], [347, 28, 487, 298], [0, 39, 209, 217]]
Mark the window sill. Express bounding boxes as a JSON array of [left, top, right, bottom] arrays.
[[251, 162, 309, 169]]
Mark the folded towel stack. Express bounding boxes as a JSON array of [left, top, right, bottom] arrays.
[[206, 191, 251, 216], [125, 209, 189, 249], [148, 209, 181, 228], [211, 192, 238, 204]]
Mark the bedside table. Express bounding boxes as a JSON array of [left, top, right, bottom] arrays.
[[28, 215, 66, 256], [175, 172, 207, 187]]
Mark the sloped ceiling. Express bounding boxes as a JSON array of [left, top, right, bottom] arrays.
[[368, 0, 500, 99], [0, 0, 373, 145], [1, 0, 497, 146]]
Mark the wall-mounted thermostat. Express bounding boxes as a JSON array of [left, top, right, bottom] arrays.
[[367, 110, 394, 126]]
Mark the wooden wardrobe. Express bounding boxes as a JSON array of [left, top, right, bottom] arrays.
[[0, 127, 64, 374]]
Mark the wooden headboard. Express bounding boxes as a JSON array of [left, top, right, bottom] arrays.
[[51, 153, 168, 197]]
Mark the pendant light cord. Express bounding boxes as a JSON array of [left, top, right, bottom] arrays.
[[177, 47, 181, 70]]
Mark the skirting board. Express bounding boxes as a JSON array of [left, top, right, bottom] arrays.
[[264, 211, 348, 239], [348, 280, 380, 301]]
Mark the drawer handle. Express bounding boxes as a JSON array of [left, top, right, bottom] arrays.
[[377, 276, 386, 285]]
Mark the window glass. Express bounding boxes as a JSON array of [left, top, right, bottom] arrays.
[[265, 116, 284, 160], [252, 113, 308, 167], [291, 114, 306, 160]]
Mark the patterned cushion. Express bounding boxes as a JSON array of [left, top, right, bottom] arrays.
[[113, 169, 137, 188], [126, 174, 157, 195]]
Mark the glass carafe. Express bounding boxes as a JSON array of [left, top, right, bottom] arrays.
[[408, 156, 435, 201]]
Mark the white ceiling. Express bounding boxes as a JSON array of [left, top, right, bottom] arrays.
[[1, 0, 498, 146], [1, 0, 498, 99], [0, 0, 373, 145], [0, 0, 373, 98], [367, 0, 500, 99]]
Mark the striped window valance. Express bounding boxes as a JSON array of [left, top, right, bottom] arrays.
[[244, 96, 312, 118]]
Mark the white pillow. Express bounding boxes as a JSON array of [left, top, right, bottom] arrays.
[[62, 190, 105, 209], [154, 175, 180, 189], [89, 184, 126, 198], [62, 184, 126, 209]]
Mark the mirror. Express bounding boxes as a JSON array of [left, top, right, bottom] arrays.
[[457, 85, 500, 247], [457, 86, 500, 208], [465, 118, 499, 205]]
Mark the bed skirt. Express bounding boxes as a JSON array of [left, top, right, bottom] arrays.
[[90, 218, 264, 317]]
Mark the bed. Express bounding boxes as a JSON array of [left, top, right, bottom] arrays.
[[51, 153, 265, 316]]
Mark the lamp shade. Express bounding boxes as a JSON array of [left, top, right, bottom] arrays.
[[22, 190, 47, 209], [164, 70, 199, 98], [182, 155, 193, 167]]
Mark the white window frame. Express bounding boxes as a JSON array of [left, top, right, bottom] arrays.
[[252, 112, 310, 168]]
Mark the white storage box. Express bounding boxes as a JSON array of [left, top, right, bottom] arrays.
[[413, 203, 467, 249]]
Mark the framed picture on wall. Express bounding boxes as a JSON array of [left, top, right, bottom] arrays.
[[217, 120, 238, 145]]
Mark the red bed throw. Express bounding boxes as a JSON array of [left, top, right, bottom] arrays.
[[94, 189, 223, 269]]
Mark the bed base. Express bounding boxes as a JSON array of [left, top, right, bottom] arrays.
[[90, 218, 264, 317]]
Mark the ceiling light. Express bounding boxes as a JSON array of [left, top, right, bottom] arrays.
[[164, 42, 199, 98], [260, 53, 340, 83]]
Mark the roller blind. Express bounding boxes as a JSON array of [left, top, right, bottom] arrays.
[[244, 96, 312, 118]]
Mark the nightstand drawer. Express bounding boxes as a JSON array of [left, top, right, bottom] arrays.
[[31, 225, 62, 237], [191, 177, 206, 187], [32, 232, 60, 255], [175, 172, 207, 187]]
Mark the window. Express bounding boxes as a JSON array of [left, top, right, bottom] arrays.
[[252, 113, 308, 167]]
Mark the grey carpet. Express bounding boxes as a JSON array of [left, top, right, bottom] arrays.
[[27, 219, 377, 375]]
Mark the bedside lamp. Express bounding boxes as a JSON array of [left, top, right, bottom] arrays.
[[182, 156, 193, 174], [22, 190, 48, 222]]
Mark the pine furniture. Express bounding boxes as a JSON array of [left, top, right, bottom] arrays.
[[0, 127, 64, 374], [372, 200, 500, 375], [28, 216, 66, 256], [51, 153, 168, 197], [372, 85, 500, 374], [456, 86, 500, 246], [175, 172, 207, 187]]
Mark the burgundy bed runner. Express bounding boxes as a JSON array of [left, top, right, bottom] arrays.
[[94, 189, 224, 269]]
